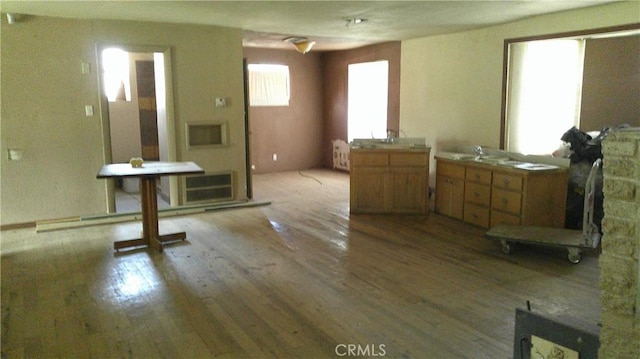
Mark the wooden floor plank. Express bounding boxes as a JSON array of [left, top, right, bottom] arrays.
[[1, 169, 600, 358]]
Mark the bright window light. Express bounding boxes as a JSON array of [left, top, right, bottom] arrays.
[[348, 60, 389, 142], [506, 39, 585, 155], [248, 64, 290, 106], [102, 48, 131, 102]]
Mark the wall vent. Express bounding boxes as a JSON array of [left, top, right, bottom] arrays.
[[184, 172, 233, 204], [186, 122, 228, 149]]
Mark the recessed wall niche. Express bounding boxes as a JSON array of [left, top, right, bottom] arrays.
[[186, 122, 228, 149]]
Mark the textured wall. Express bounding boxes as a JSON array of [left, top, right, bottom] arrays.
[[243, 48, 324, 174], [600, 128, 640, 358], [0, 15, 245, 225], [580, 35, 640, 132]]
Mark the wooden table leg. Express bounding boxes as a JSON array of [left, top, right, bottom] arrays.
[[141, 176, 161, 252], [114, 175, 187, 252]]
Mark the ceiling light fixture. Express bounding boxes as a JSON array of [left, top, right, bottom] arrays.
[[346, 17, 367, 27], [283, 36, 316, 54], [6, 13, 18, 24]]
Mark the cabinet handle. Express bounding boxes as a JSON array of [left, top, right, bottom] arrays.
[[501, 198, 508, 205], [503, 178, 510, 186], [474, 192, 480, 198], [475, 173, 480, 180]]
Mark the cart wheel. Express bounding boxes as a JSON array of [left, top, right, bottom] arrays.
[[567, 248, 581, 264], [501, 240, 513, 255]]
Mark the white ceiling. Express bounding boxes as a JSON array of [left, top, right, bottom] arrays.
[[1, 1, 619, 51]]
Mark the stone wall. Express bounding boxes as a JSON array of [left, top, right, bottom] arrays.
[[599, 128, 640, 358]]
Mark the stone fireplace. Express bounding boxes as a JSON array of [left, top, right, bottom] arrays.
[[599, 128, 640, 358]]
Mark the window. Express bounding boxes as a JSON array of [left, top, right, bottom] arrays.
[[505, 39, 585, 155], [247, 64, 290, 106], [348, 60, 389, 142], [101, 48, 132, 102]]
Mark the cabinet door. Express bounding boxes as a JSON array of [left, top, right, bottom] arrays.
[[350, 167, 387, 213], [435, 175, 465, 219], [463, 203, 490, 228], [464, 182, 491, 206], [491, 188, 522, 216], [390, 168, 427, 213]]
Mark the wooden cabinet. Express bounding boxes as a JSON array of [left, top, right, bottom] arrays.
[[389, 167, 428, 213], [350, 166, 387, 213], [350, 149, 430, 214], [463, 167, 492, 227], [435, 157, 568, 229], [489, 167, 567, 228], [435, 161, 465, 219]]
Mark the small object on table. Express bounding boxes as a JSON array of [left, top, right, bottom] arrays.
[[129, 157, 144, 168], [97, 161, 205, 253]]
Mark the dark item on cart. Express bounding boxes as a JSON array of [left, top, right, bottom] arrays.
[[486, 159, 602, 264]]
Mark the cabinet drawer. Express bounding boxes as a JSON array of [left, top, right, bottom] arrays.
[[464, 203, 490, 228], [491, 188, 522, 215], [493, 172, 523, 191], [466, 168, 492, 185], [351, 153, 389, 167], [464, 182, 491, 206], [490, 211, 521, 227], [390, 153, 428, 167], [437, 161, 465, 179]]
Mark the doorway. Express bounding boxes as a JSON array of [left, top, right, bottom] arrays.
[[99, 46, 177, 213]]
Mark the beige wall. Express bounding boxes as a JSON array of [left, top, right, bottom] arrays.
[[400, 1, 640, 187], [1, 15, 246, 225]]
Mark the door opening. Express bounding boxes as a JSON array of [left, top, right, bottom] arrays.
[[99, 46, 175, 213]]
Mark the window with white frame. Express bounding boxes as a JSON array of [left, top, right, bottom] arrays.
[[247, 64, 290, 107]]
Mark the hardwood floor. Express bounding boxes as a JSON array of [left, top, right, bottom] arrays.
[[1, 169, 600, 358]]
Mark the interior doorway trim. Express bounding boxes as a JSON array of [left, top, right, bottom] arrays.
[[96, 44, 177, 213]]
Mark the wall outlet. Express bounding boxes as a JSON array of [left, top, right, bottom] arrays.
[[272, 153, 278, 161], [85, 105, 94, 116]]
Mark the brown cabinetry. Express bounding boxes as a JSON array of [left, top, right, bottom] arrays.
[[435, 157, 568, 229], [489, 166, 567, 228], [463, 167, 492, 227], [350, 149, 430, 214], [435, 161, 465, 219]]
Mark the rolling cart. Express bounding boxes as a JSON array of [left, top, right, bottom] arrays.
[[486, 159, 602, 264]]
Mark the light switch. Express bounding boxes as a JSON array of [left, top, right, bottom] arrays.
[[215, 97, 227, 107], [85, 105, 94, 116], [8, 149, 23, 161], [81, 62, 91, 74]]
